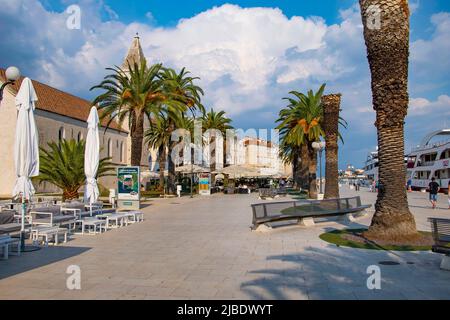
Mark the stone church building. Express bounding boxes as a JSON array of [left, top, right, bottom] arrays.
[[0, 36, 155, 197]]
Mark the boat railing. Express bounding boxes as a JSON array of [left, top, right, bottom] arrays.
[[410, 139, 450, 153], [417, 160, 435, 167]]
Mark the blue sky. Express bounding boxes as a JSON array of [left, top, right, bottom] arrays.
[[1, 0, 450, 169], [42, 0, 356, 25]]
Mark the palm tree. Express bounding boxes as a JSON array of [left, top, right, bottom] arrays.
[[360, 0, 418, 240], [202, 109, 233, 134], [202, 108, 233, 172], [277, 84, 326, 199], [279, 142, 301, 188], [35, 139, 115, 201], [176, 114, 196, 172], [321, 94, 346, 199], [160, 68, 204, 194], [145, 110, 194, 192], [145, 112, 171, 191], [90, 61, 167, 166]]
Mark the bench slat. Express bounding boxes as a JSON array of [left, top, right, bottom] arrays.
[[251, 196, 370, 229], [428, 218, 450, 250]]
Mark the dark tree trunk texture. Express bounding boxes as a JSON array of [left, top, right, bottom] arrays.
[[292, 150, 299, 189], [167, 120, 177, 194], [130, 112, 145, 167], [299, 143, 310, 191], [360, 0, 418, 240], [209, 135, 217, 185], [307, 143, 318, 199], [322, 94, 341, 199], [158, 145, 166, 191]]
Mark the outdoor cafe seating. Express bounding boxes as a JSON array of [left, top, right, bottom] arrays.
[[0, 198, 144, 252]]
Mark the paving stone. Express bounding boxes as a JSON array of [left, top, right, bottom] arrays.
[[1, 188, 450, 299]]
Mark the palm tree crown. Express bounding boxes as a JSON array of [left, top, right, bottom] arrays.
[[202, 108, 233, 134], [91, 61, 171, 166], [91, 61, 166, 131], [277, 84, 326, 147]]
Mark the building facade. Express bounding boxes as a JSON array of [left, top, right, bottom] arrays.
[[0, 36, 291, 197], [0, 36, 161, 197], [0, 68, 129, 197], [240, 137, 291, 176]]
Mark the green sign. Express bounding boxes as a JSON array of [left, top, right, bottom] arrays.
[[117, 166, 140, 201]]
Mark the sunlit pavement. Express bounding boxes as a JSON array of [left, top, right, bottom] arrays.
[[1, 187, 449, 300]]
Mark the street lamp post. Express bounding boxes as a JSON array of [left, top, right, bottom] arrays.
[[190, 161, 194, 198], [0, 66, 21, 103], [312, 141, 326, 197], [190, 142, 194, 198]]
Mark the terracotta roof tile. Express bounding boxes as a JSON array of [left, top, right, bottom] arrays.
[[0, 68, 127, 133]]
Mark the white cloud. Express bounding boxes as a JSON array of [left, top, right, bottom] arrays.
[[0, 0, 449, 167], [0, 1, 366, 117], [409, 95, 450, 116], [143, 5, 328, 96], [410, 12, 450, 93], [0, 2, 334, 115], [0, 0, 377, 162]]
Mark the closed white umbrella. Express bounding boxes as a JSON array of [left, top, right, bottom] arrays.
[[84, 107, 100, 216], [12, 77, 39, 249]]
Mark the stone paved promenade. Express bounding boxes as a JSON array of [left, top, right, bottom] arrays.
[[1, 187, 449, 300]]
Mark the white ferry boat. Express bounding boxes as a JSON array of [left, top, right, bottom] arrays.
[[363, 149, 379, 181], [407, 129, 450, 191]]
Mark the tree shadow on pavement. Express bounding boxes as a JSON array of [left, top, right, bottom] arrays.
[[240, 244, 450, 300], [0, 245, 91, 279]]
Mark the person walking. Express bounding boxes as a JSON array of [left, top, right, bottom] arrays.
[[407, 178, 412, 192], [428, 177, 440, 209]]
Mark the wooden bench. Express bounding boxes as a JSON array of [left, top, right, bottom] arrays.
[[0, 223, 23, 235], [258, 188, 277, 200], [81, 218, 107, 235], [428, 218, 450, 270], [31, 226, 69, 246], [30, 206, 76, 228], [0, 235, 21, 259], [122, 211, 144, 223], [251, 196, 371, 231], [258, 188, 288, 200]]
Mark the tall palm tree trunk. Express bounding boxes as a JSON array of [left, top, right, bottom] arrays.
[[167, 120, 176, 194], [360, 0, 417, 240], [292, 150, 299, 189], [307, 143, 318, 199], [130, 112, 145, 167], [299, 144, 309, 191], [158, 145, 166, 191], [210, 136, 217, 185], [322, 94, 341, 199]]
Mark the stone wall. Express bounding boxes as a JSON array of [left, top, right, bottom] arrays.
[[0, 86, 18, 197]]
